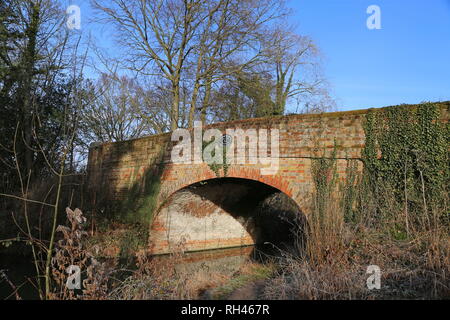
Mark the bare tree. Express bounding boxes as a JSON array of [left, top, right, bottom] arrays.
[[185, 0, 288, 125], [262, 28, 330, 115], [81, 74, 152, 143], [91, 0, 289, 129], [91, 0, 205, 130]]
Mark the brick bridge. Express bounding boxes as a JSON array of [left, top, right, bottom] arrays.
[[86, 104, 449, 255]]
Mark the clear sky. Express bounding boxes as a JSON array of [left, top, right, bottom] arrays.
[[74, 0, 450, 111], [290, 0, 450, 110]]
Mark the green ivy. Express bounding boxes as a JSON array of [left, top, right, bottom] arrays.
[[202, 134, 230, 177], [341, 159, 359, 223], [311, 142, 338, 226], [362, 102, 449, 225]]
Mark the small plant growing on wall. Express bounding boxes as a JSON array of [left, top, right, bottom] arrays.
[[202, 133, 231, 177]]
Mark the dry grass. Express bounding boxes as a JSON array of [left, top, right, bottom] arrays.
[[262, 229, 449, 300], [108, 250, 234, 300], [260, 183, 450, 300], [46, 186, 449, 301]]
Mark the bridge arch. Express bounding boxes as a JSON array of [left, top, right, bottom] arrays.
[[149, 175, 307, 257], [157, 164, 296, 207]]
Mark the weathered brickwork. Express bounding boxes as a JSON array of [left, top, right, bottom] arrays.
[[87, 110, 367, 206], [86, 104, 449, 254]]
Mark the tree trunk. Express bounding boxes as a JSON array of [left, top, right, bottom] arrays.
[[171, 80, 180, 131], [188, 81, 201, 128], [20, 2, 40, 179], [201, 80, 212, 123]]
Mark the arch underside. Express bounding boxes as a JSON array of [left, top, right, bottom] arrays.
[[149, 177, 307, 256]]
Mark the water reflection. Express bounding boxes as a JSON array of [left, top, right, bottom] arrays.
[[0, 254, 39, 300], [0, 245, 258, 300], [161, 246, 255, 276]]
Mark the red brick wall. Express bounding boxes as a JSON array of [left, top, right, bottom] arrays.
[[87, 108, 369, 213], [86, 103, 449, 254]]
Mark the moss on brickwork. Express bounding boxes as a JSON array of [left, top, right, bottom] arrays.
[[116, 168, 162, 225], [197, 101, 449, 132], [87, 167, 162, 258]]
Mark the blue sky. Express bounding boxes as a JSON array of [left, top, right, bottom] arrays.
[[290, 0, 450, 110], [74, 0, 450, 111]]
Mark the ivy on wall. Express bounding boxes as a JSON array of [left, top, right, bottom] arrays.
[[203, 134, 230, 177], [362, 102, 449, 225], [311, 143, 338, 226]]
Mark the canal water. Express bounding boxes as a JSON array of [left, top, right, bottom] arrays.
[[0, 246, 257, 300], [0, 253, 40, 300]]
